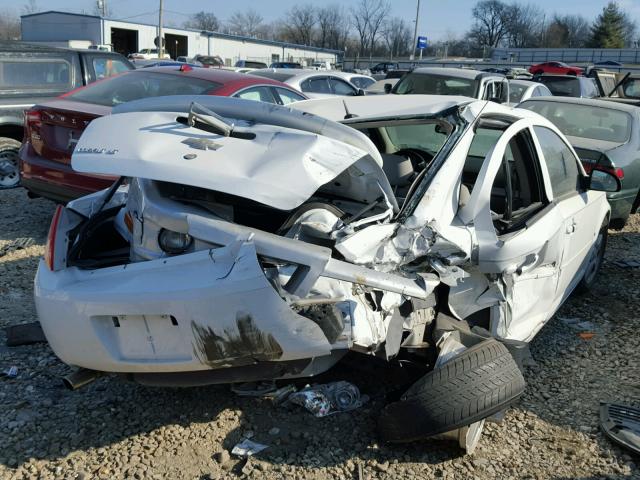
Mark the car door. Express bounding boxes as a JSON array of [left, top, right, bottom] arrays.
[[531, 126, 599, 298], [299, 76, 334, 99], [328, 77, 358, 96], [465, 119, 566, 341]]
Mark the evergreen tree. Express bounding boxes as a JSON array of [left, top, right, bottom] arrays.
[[589, 2, 627, 48]]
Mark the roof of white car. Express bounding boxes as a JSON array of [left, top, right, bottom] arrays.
[[291, 94, 477, 122], [411, 67, 503, 80], [253, 68, 347, 81], [509, 79, 539, 88]]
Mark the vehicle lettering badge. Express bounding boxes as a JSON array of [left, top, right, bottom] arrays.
[[75, 147, 118, 155], [181, 138, 223, 151]]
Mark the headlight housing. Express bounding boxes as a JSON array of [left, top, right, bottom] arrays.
[[158, 229, 192, 254]]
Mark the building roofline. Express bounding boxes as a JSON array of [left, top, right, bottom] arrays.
[[21, 10, 343, 55], [21, 10, 102, 20]]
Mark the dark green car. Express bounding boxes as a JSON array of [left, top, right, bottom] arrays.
[[519, 97, 640, 228]]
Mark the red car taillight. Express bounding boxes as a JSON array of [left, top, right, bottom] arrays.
[[24, 107, 44, 154], [44, 205, 64, 271]]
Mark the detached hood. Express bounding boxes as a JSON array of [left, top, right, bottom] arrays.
[[71, 110, 372, 210]]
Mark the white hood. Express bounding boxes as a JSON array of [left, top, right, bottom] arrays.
[[72, 111, 371, 210]]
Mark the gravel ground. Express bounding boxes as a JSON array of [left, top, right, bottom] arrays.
[[1, 187, 639, 480]]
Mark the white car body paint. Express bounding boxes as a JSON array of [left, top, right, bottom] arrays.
[[34, 95, 611, 379]]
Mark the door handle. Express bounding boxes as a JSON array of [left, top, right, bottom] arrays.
[[566, 219, 577, 234]]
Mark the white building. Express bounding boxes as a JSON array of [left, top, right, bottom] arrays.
[[20, 11, 342, 66]]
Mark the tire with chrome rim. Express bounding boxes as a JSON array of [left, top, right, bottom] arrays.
[[0, 138, 21, 189], [577, 220, 608, 292]]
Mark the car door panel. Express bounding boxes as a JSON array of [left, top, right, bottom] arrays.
[[469, 120, 565, 341]]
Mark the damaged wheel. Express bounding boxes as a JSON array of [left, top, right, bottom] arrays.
[[378, 338, 525, 443]]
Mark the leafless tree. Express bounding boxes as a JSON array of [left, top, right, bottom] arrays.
[[545, 14, 590, 47], [315, 5, 350, 50], [227, 9, 264, 37], [281, 6, 316, 46], [183, 11, 220, 32], [468, 0, 510, 48], [350, 0, 390, 55], [0, 9, 20, 40], [381, 17, 412, 58], [504, 3, 544, 48], [21, 0, 39, 14]]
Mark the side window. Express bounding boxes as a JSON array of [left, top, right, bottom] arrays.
[[92, 57, 130, 80], [534, 126, 581, 198], [482, 82, 495, 100], [329, 77, 357, 96], [274, 87, 306, 105], [234, 86, 277, 103], [301, 77, 330, 94], [463, 124, 546, 234]]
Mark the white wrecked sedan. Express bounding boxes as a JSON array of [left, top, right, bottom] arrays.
[[35, 94, 620, 449]]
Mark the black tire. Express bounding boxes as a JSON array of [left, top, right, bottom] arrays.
[[378, 339, 525, 443], [0, 137, 21, 189], [576, 220, 608, 293]]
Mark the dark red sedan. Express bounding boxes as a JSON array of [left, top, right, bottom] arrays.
[[20, 66, 308, 202], [528, 62, 584, 76]]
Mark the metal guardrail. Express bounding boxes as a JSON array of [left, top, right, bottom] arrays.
[[343, 58, 640, 74]]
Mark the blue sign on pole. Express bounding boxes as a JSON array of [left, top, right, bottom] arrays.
[[417, 36, 427, 49]]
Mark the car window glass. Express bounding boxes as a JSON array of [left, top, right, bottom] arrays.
[[395, 72, 477, 96], [68, 71, 220, 106], [329, 77, 356, 95], [234, 86, 276, 103], [93, 57, 130, 80], [383, 122, 450, 156], [301, 77, 330, 94], [351, 77, 375, 89], [519, 101, 631, 143], [509, 83, 527, 103], [534, 126, 580, 198], [538, 77, 580, 96], [0, 57, 74, 91], [622, 78, 640, 98], [274, 87, 305, 105]]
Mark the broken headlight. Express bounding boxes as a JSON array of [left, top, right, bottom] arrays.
[[158, 229, 193, 254]]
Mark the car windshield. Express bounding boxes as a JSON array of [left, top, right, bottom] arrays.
[[198, 57, 222, 66], [394, 72, 478, 96], [509, 84, 528, 103], [519, 100, 632, 143], [537, 77, 580, 96], [383, 122, 451, 155], [68, 71, 220, 106]]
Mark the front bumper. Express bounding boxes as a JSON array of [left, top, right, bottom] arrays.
[[35, 241, 338, 374]]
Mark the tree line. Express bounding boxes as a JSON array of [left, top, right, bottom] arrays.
[[1, 0, 638, 58]]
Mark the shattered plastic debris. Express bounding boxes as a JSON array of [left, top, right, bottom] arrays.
[[231, 382, 297, 404], [0, 366, 18, 378], [578, 332, 595, 340], [287, 381, 368, 417], [231, 439, 269, 457]]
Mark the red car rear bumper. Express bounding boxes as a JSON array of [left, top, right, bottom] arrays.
[[19, 144, 115, 203]]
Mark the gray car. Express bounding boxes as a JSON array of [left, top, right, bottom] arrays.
[[252, 69, 364, 99], [519, 96, 640, 228]]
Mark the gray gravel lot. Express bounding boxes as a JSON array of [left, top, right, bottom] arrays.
[[1, 187, 639, 479]]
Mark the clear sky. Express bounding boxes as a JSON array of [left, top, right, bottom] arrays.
[[2, 0, 639, 41]]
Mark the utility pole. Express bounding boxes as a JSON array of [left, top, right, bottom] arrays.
[[410, 0, 421, 61], [158, 0, 164, 59]]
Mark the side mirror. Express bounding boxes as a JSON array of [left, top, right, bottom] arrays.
[[384, 83, 392, 94], [489, 96, 503, 104], [356, 88, 366, 96], [588, 169, 621, 192]]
